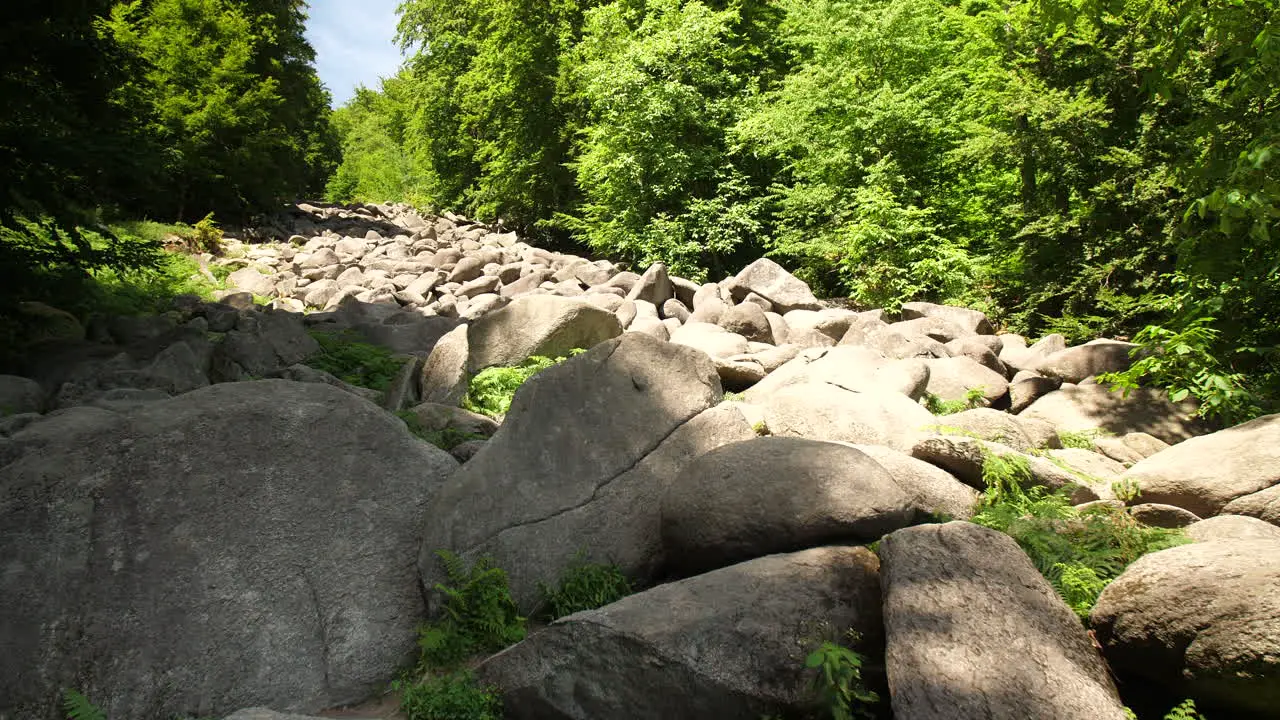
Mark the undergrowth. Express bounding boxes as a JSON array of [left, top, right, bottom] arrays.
[[63, 690, 105, 720], [393, 672, 501, 720], [538, 556, 633, 620], [1057, 428, 1111, 450], [463, 350, 584, 418], [922, 387, 986, 415], [305, 331, 405, 392], [805, 633, 879, 720], [417, 550, 526, 671], [1125, 699, 1210, 720], [396, 411, 486, 452], [971, 452, 1188, 618]]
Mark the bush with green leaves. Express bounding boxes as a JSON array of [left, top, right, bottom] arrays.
[[971, 452, 1188, 618], [1056, 428, 1111, 451], [538, 557, 633, 620], [463, 351, 583, 418], [63, 690, 106, 720], [922, 387, 987, 416], [394, 672, 502, 720], [1124, 699, 1210, 720], [417, 550, 526, 671], [305, 331, 406, 392], [805, 635, 880, 720]]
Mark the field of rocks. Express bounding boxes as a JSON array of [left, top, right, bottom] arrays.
[[1, 202, 1276, 720]]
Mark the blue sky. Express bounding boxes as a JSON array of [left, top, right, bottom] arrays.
[[304, 1, 405, 107]]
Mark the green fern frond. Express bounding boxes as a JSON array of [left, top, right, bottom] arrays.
[[63, 689, 106, 720]]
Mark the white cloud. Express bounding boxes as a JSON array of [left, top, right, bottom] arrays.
[[304, 0, 405, 107]]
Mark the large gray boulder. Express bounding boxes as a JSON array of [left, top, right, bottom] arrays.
[[745, 346, 929, 401], [881, 522, 1128, 720], [478, 546, 884, 720], [1222, 484, 1280, 527], [758, 382, 936, 452], [661, 438, 916, 576], [848, 444, 981, 520], [1121, 414, 1280, 517], [419, 324, 470, 406], [418, 333, 742, 611], [1091, 539, 1280, 717], [726, 258, 821, 313], [911, 436, 1099, 503], [0, 381, 457, 720], [0, 375, 45, 415], [923, 356, 1009, 405], [1185, 515, 1280, 543], [1019, 384, 1207, 444], [467, 295, 622, 371], [1034, 339, 1136, 383], [932, 407, 1059, 453], [900, 302, 994, 335]]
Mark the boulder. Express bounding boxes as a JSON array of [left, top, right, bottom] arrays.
[[1034, 339, 1136, 383], [944, 337, 1005, 375], [841, 320, 949, 360], [661, 438, 916, 576], [1019, 384, 1207, 444], [402, 402, 500, 441], [626, 262, 674, 307], [1127, 503, 1201, 529], [417, 325, 469, 407], [0, 381, 457, 719], [758, 382, 936, 452], [1121, 414, 1280, 517], [900, 302, 994, 335], [717, 302, 772, 343], [0, 376, 44, 415], [1186, 515, 1280, 543], [923, 357, 1009, 405], [1091, 539, 1280, 717], [1008, 372, 1062, 413], [669, 322, 750, 359], [1222, 484, 1280, 528], [418, 334, 745, 611], [1000, 334, 1067, 374], [931, 407, 1059, 453], [745, 346, 928, 401], [1093, 432, 1168, 465], [911, 436, 1098, 502], [889, 316, 971, 344], [881, 522, 1128, 720], [467, 295, 622, 372], [845, 443, 980, 521], [272, 364, 382, 403], [478, 547, 884, 720], [212, 311, 319, 381], [712, 357, 766, 392], [1044, 448, 1127, 486], [781, 309, 858, 341], [726, 258, 821, 313]]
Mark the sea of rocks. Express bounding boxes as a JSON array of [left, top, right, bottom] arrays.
[[0, 201, 1277, 720]]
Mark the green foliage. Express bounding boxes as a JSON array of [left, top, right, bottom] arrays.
[[1057, 429, 1109, 450], [805, 636, 880, 720], [463, 351, 582, 418], [305, 332, 406, 392], [972, 451, 1189, 618], [62, 689, 106, 720], [395, 672, 502, 720], [1112, 478, 1143, 504], [922, 388, 987, 415], [418, 550, 526, 670], [1163, 699, 1208, 720], [538, 556, 633, 620], [396, 411, 485, 452]]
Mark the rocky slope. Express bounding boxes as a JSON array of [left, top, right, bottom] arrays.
[[1, 201, 1277, 720]]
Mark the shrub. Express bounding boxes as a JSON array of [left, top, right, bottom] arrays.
[[463, 350, 583, 418], [63, 690, 106, 720], [805, 635, 880, 720], [971, 451, 1188, 618], [417, 550, 526, 670], [922, 387, 986, 415], [305, 331, 405, 392], [1057, 428, 1110, 450], [395, 672, 502, 720], [538, 557, 633, 620]]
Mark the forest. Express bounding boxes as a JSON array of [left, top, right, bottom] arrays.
[[2, 0, 1278, 423]]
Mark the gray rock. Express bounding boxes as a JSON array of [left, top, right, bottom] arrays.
[[403, 402, 500, 440], [478, 546, 883, 720], [1034, 339, 1136, 383], [911, 436, 1098, 503], [0, 376, 44, 416], [626, 262, 674, 307], [841, 319, 950, 360], [1009, 371, 1062, 413], [661, 298, 691, 323], [380, 355, 423, 412], [1222, 484, 1280, 527], [930, 407, 1059, 453], [626, 316, 670, 341], [781, 309, 859, 341], [713, 357, 766, 392], [923, 356, 1009, 405], [881, 522, 1127, 720], [1000, 333, 1067, 374], [467, 295, 622, 372], [213, 311, 320, 381], [662, 438, 916, 575], [717, 302, 772, 343], [745, 346, 929, 401], [890, 316, 971, 343], [224, 710, 374, 720], [1020, 384, 1207, 445], [1127, 503, 1201, 529], [0, 381, 457, 719], [418, 334, 739, 611], [900, 302, 994, 335], [1091, 539, 1280, 717], [1185, 514, 1280, 543], [688, 296, 727, 325], [1121, 413, 1280, 517], [669, 322, 750, 359], [845, 443, 980, 521], [726, 258, 821, 313], [447, 255, 486, 283], [944, 336, 1006, 375], [272, 364, 382, 403], [1093, 432, 1169, 465], [758, 382, 935, 452], [419, 324, 470, 406]]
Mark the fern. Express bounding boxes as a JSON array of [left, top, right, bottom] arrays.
[[63, 690, 106, 720], [972, 451, 1188, 618], [305, 330, 406, 391], [463, 350, 584, 418], [922, 387, 987, 415], [1057, 428, 1110, 450], [538, 556, 633, 620], [396, 672, 502, 720], [418, 551, 526, 670], [805, 636, 880, 720]]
